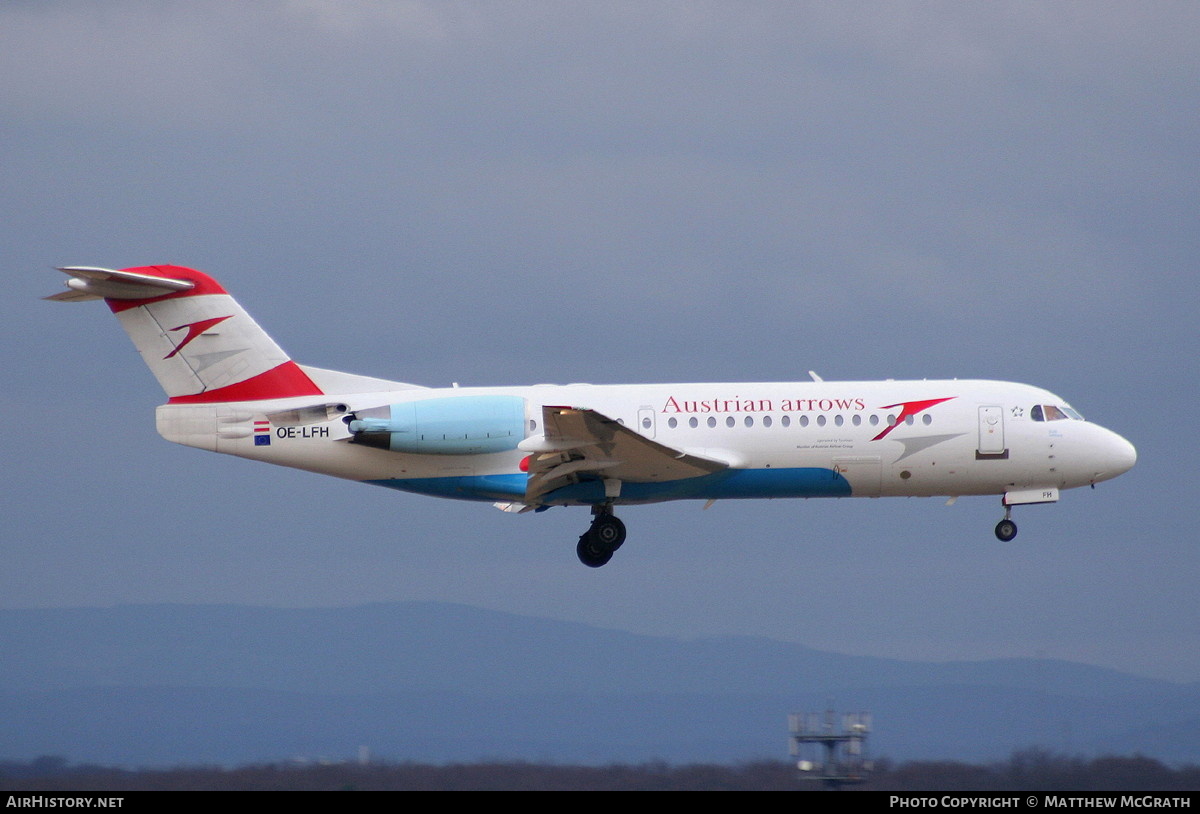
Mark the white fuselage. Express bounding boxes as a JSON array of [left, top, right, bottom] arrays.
[[48, 264, 1138, 563], [156, 377, 1136, 508]]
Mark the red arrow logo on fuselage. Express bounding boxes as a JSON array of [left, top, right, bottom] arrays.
[[871, 397, 956, 441], [164, 315, 233, 359]]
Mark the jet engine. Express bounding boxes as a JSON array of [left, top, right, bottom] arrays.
[[346, 395, 526, 455]]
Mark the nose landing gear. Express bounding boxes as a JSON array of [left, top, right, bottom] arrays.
[[995, 488, 1059, 542], [576, 509, 627, 568], [995, 507, 1018, 542]]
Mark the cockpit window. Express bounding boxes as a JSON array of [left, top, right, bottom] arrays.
[[1031, 404, 1080, 422]]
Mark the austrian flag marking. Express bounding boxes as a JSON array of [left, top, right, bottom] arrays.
[[253, 420, 271, 446]]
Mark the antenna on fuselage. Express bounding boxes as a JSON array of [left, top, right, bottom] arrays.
[[808, 371, 824, 382]]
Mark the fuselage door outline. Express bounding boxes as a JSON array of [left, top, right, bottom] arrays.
[[977, 404, 1008, 458]]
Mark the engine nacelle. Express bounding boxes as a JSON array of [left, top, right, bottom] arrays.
[[347, 395, 526, 455]]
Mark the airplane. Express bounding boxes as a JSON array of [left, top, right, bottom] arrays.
[[47, 264, 1137, 567]]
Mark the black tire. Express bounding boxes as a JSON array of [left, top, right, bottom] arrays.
[[591, 514, 627, 551], [577, 534, 613, 568], [995, 519, 1018, 542]]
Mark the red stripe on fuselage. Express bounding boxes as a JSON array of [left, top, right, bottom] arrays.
[[166, 361, 323, 404]]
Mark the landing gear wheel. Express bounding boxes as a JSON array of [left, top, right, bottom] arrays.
[[575, 512, 626, 567], [590, 514, 627, 551], [576, 534, 614, 568], [995, 518, 1018, 542]]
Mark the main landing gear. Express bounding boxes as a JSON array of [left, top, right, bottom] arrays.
[[994, 506, 1018, 542], [576, 508, 627, 568]]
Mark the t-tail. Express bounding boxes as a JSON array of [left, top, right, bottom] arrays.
[[46, 265, 325, 403]]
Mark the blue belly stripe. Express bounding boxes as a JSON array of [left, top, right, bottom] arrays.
[[365, 467, 852, 504]]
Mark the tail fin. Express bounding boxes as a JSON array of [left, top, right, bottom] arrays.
[[47, 265, 323, 404]]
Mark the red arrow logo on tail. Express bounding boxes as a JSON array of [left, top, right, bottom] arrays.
[[164, 315, 233, 359]]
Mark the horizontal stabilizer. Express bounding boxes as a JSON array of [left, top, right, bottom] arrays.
[[45, 266, 195, 302]]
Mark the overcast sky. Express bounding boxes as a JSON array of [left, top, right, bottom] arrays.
[[4, 2, 1197, 682]]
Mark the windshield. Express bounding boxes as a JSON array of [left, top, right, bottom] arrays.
[[1031, 404, 1084, 422]]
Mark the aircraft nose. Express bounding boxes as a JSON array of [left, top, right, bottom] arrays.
[[1094, 427, 1137, 482]]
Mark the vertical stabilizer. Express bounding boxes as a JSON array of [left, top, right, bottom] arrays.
[[48, 265, 323, 403]]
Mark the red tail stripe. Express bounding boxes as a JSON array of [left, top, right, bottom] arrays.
[[106, 265, 229, 314], [166, 361, 323, 404]]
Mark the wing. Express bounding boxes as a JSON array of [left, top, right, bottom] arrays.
[[523, 405, 727, 503]]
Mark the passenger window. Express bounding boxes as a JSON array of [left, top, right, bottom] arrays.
[[781, 415, 791, 427], [763, 415, 773, 428], [799, 416, 809, 427], [922, 414, 932, 425], [869, 414, 879, 426], [834, 415, 843, 427], [667, 417, 678, 429], [707, 417, 717, 428], [852, 415, 861, 426], [726, 416, 735, 428], [905, 415, 914, 425], [744, 416, 754, 427], [817, 415, 826, 427], [689, 417, 698, 428]]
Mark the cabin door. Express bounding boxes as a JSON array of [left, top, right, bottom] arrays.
[[977, 405, 1007, 456]]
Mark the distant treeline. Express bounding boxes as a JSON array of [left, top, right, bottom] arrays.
[[2, 751, 1199, 791]]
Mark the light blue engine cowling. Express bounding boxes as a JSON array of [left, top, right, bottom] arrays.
[[347, 395, 526, 454]]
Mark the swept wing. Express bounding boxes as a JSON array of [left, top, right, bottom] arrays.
[[524, 405, 727, 502]]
